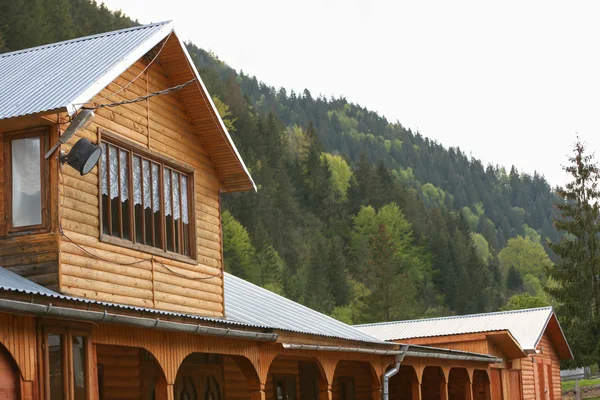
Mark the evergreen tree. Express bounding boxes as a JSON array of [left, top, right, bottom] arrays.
[[548, 139, 600, 367]]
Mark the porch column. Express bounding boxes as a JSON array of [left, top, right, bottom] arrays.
[[159, 383, 174, 400], [465, 380, 473, 400], [250, 383, 266, 400], [319, 384, 333, 400], [412, 381, 422, 400], [371, 378, 383, 400], [440, 379, 448, 400]]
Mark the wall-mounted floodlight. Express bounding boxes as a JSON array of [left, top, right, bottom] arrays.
[[60, 138, 102, 176], [45, 109, 95, 160]]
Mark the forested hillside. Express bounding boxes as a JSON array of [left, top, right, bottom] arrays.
[[0, 0, 560, 323]]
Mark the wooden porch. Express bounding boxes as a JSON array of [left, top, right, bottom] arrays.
[[0, 312, 494, 400]]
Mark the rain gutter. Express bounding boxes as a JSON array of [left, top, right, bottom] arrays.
[[0, 298, 277, 341]]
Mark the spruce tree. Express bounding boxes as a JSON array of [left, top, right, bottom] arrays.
[[548, 139, 600, 366]]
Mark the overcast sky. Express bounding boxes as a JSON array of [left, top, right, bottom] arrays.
[[102, 0, 600, 186]]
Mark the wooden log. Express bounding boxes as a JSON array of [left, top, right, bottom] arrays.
[[153, 280, 222, 303], [61, 274, 153, 299], [60, 252, 153, 279], [62, 263, 153, 291], [62, 286, 154, 308], [153, 291, 222, 312], [153, 299, 223, 316]]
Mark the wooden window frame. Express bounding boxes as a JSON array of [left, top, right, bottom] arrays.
[[2, 127, 50, 235], [338, 376, 356, 400], [98, 128, 197, 264], [273, 374, 297, 400], [40, 321, 92, 400]]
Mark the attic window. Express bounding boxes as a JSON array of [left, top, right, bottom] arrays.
[[98, 129, 195, 261]]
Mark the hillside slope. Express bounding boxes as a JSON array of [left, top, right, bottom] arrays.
[[0, 0, 559, 323]]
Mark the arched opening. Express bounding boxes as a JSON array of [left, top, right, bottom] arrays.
[[266, 355, 327, 400], [332, 360, 378, 400], [388, 365, 419, 400], [421, 366, 446, 400], [0, 343, 20, 400], [96, 344, 167, 400], [175, 353, 225, 400], [448, 368, 470, 400], [472, 370, 491, 400]]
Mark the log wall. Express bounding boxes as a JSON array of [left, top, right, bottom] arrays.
[[58, 59, 225, 316], [96, 344, 142, 400], [0, 120, 60, 291]]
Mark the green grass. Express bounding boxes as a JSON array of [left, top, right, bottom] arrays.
[[562, 378, 600, 391]]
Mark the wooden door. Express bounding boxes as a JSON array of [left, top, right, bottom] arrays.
[[489, 369, 502, 400], [299, 362, 319, 400], [0, 346, 19, 400], [544, 365, 553, 400], [508, 371, 522, 400]]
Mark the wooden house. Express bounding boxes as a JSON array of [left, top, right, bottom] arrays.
[[0, 21, 520, 400], [356, 307, 573, 400]]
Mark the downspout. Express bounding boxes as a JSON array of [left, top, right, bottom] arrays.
[[382, 344, 409, 400]]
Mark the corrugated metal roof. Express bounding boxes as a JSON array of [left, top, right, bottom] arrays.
[[355, 307, 555, 351], [0, 267, 387, 345], [0, 21, 256, 192], [0, 21, 173, 119], [0, 266, 256, 328], [223, 273, 390, 344]]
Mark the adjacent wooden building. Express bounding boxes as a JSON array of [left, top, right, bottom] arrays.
[[0, 21, 563, 400], [356, 307, 573, 400]]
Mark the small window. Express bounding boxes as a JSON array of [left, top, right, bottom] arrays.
[[273, 375, 297, 400], [43, 326, 89, 400], [98, 130, 195, 259], [339, 377, 355, 400], [3, 128, 49, 233]]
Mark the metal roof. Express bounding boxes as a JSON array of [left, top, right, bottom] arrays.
[[223, 273, 390, 345], [355, 307, 556, 351], [0, 266, 387, 345], [0, 21, 173, 119], [0, 21, 255, 192], [0, 266, 255, 328]]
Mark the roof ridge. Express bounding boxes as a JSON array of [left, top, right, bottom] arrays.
[[0, 21, 172, 58], [354, 306, 554, 328]]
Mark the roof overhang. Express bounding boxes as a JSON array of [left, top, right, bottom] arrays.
[[534, 312, 574, 360], [0, 21, 255, 193]]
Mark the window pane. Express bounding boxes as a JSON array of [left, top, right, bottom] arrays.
[[173, 171, 181, 253], [133, 156, 144, 243], [11, 137, 41, 227], [109, 145, 120, 235], [100, 143, 110, 235], [119, 149, 131, 240], [164, 168, 173, 252], [72, 336, 87, 400], [152, 163, 161, 248], [48, 334, 64, 400], [181, 175, 190, 256]]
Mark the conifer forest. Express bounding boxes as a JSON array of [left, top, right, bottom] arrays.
[[0, 0, 565, 325]]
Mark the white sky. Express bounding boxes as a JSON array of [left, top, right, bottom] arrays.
[[102, 0, 600, 186]]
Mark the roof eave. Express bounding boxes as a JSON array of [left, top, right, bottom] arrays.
[[172, 29, 256, 193]]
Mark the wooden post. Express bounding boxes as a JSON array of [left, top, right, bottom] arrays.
[[440, 379, 449, 400], [250, 383, 266, 400], [412, 382, 422, 400], [319, 384, 333, 400], [372, 382, 383, 400], [575, 379, 581, 400], [465, 379, 473, 400]]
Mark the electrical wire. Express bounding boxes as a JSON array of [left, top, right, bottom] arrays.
[[57, 160, 221, 281], [81, 78, 196, 111], [73, 32, 173, 107]]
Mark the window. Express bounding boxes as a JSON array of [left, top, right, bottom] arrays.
[[339, 377, 355, 400], [98, 129, 195, 259], [43, 325, 89, 400], [273, 375, 297, 400], [3, 128, 49, 233]]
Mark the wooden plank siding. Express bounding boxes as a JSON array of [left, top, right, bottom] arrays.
[[57, 59, 226, 316], [0, 312, 37, 382]]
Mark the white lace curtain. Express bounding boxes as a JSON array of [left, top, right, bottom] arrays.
[[100, 143, 190, 224]]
